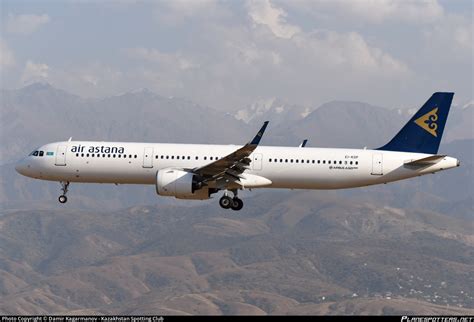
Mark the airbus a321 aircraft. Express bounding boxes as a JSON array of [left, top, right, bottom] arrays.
[[15, 92, 460, 211]]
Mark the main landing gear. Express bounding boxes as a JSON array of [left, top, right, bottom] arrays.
[[219, 190, 244, 211], [58, 181, 70, 204]]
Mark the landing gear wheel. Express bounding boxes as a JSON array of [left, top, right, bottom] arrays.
[[219, 195, 232, 209], [58, 181, 70, 204], [231, 198, 244, 211]]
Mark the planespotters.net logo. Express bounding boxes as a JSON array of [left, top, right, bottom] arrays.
[[402, 317, 473, 322]]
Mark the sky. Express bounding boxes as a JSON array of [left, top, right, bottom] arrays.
[[0, 0, 472, 111]]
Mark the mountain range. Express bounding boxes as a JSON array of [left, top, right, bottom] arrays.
[[0, 191, 473, 314]]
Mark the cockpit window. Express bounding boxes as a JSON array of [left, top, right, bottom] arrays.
[[39, 151, 44, 157], [32, 151, 39, 156]]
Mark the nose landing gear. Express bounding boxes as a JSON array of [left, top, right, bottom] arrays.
[[219, 190, 244, 211], [58, 181, 70, 204]]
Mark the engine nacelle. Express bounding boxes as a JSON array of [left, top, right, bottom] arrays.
[[156, 168, 210, 200]]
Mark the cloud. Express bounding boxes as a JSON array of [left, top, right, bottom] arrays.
[[20, 60, 49, 84], [425, 13, 473, 53], [125, 47, 199, 70], [0, 39, 15, 69], [6, 13, 50, 35], [293, 30, 410, 76], [285, 0, 444, 24], [153, 0, 220, 25], [247, 0, 301, 39], [4, 1, 470, 110]]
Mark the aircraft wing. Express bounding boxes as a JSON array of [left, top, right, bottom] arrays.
[[192, 121, 269, 183]]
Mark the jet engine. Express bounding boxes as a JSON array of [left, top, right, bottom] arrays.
[[156, 168, 210, 200]]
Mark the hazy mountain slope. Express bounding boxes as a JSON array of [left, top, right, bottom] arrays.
[[0, 191, 472, 314], [266, 101, 407, 148], [0, 83, 249, 165], [235, 98, 313, 127]]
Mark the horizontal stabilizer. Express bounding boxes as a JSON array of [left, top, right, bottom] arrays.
[[404, 155, 446, 166]]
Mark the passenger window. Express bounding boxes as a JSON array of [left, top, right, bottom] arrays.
[[171, 156, 174, 159], [285, 159, 288, 163], [323, 160, 326, 164], [290, 159, 293, 163], [269, 159, 272, 162], [195, 156, 199, 160], [356, 161, 358, 165], [81, 153, 84, 157], [107, 154, 111, 158], [118, 154, 122, 158], [295, 159, 299, 163], [204, 157, 207, 160], [312, 160, 315, 164], [350, 161, 353, 165], [328, 161, 331, 164], [76, 153, 79, 157], [339, 161, 342, 164], [188, 156, 191, 160], [123, 155, 126, 158], [134, 155, 137, 158]]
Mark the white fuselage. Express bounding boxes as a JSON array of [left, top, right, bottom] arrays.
[[16, 141, 459, 190]]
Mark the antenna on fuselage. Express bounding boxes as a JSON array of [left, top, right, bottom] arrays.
[[68, 137, 72, 142]]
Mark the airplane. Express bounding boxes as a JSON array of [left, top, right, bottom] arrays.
[[15, 92, 460, 211]]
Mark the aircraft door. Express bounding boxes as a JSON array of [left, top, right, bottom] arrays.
[[252, 153, 263, 171], [55, 145, 67, 166], [371, 153, 383, 175], [143, 147, 154, 168]]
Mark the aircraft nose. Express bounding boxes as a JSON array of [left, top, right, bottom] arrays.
[[15, 159, 29, 176]]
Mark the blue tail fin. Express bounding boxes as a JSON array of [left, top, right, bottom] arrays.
[[377, 92, 454, 154]]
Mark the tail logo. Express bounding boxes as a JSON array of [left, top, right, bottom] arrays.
[[414, 107, 438, 137]]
